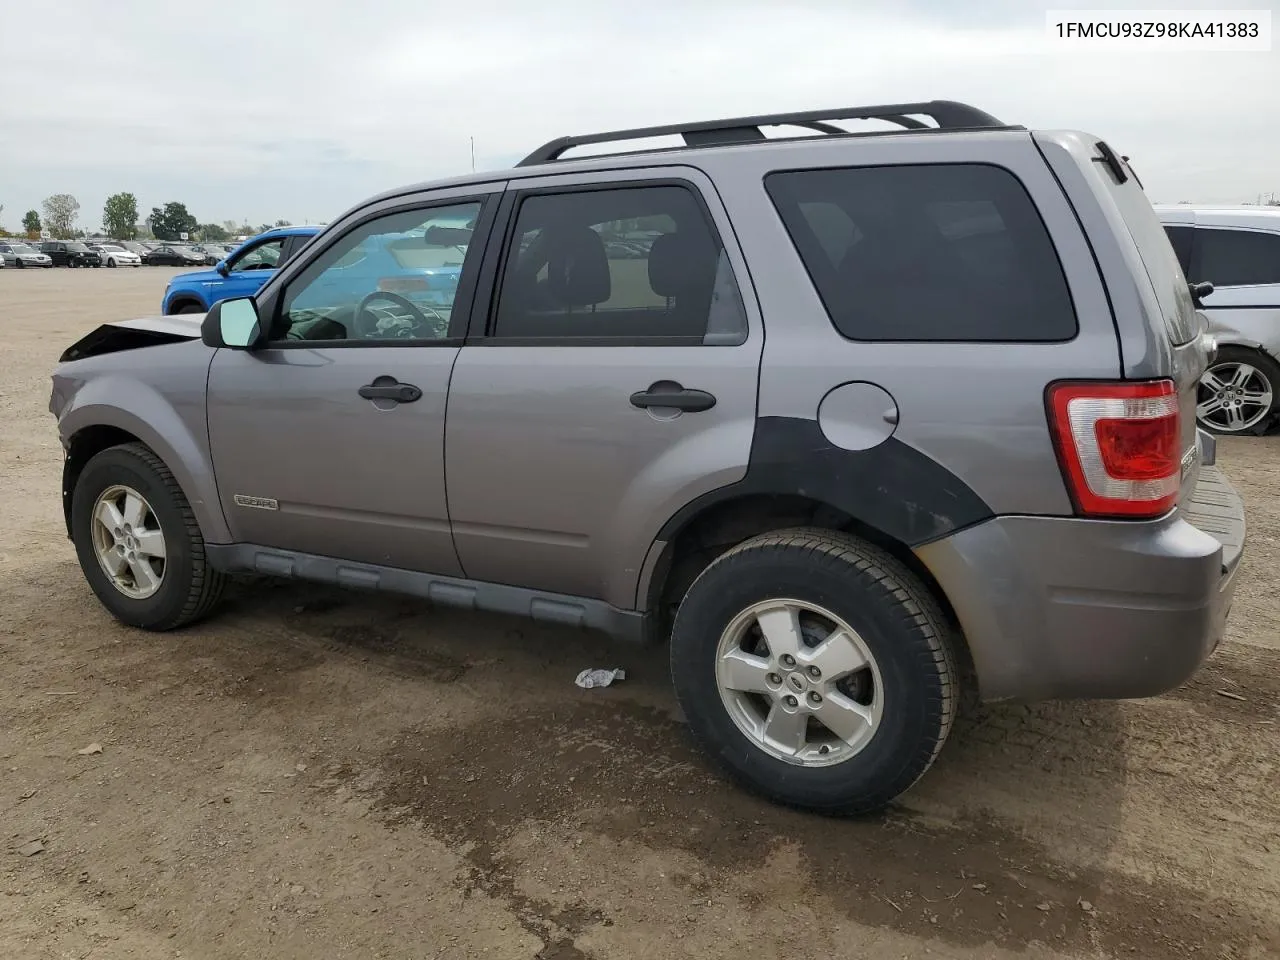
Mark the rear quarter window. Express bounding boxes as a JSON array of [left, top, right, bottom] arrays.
[[765, 163, 1077, 342]]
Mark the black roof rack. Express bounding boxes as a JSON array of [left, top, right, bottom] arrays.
[[518, 100, 1009, 167]]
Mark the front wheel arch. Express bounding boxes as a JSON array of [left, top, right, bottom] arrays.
[[165, 296, 207, 315]]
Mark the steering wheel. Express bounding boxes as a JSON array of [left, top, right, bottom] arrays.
[[352, 290, 444, 339]]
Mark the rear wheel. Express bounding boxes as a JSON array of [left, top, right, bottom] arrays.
[[1197, 346, 1280, 435], [670, 528, 956, 815], [71, 443, 226, 630]]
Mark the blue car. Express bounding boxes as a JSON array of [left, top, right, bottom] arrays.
[[160, 225, 321, 315], [287, 227, 467, 318]]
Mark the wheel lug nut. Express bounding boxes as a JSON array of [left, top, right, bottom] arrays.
[[808, 691, 822, 705], [784, 695, 798, 707], [779, 654, 796, 668], [807, 666, 821, 680], [767, 673, 782, 686]]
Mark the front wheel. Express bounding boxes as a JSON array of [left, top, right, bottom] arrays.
[[1197, 346, 1280, 435], [670, 528, 957, 815], [71, 443, 226, 630]]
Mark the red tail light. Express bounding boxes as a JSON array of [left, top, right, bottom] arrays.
[[1046, 380, 1180, 518]]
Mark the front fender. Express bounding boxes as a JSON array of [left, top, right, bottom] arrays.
[[56, 367, 229, 543]]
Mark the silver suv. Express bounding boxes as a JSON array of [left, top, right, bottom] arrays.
[[50, 101, 1245, 814], [1155, 204, 1280, 435]]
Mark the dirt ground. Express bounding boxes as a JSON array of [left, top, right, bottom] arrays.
[[2, 266, 1278, 960]]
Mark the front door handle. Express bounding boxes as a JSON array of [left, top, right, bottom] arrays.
[[629, 385, 717, 413], [359, 379, 422, 403]]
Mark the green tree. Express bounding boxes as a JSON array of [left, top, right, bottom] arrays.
[[274, 219, 292, 228], [42, 194, 80, 238], [198, 223, 229, 241], [102, 192, 139, 239], [23, 210, 42, 237], [148, 201, 199, 241]]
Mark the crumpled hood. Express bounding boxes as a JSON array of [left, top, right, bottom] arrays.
[[59, 314, 204, 362]]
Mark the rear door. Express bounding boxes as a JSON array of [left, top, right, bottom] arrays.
[[443, 167, 763, 611]]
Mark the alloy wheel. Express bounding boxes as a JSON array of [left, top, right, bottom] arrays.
[[89, 484, 167, 599], [715, 599, 883, 767], [1198, 361, 1272, 433]]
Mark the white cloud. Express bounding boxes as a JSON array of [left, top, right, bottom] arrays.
[[1, 0, 1276, 230]]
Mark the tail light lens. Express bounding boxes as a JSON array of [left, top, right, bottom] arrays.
[[1047, 380, 1181, 518]]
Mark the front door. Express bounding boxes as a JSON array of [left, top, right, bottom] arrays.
[[206, 189, 499, 574], [445, 170, 764, 610]]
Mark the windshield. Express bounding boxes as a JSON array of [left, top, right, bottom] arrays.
[[9, 244, 37, 254], [67, 242, 89, 252], [99, 245, 124, 252]]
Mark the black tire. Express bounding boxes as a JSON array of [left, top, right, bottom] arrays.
[[106, 258, 117, 268], [670, 528, 957, 816], [71, 443, 226, 630], [172, 302, 206, 315], [1198, 345, 1280, 436]]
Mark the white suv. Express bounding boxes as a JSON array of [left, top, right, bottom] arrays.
[[1156, 205, 1280, 435]]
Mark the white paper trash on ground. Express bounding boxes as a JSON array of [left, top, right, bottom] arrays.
[[575, 668, 626, 689]]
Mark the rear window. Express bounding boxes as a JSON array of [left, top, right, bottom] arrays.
[[765, 163, 1077, 342], [1097, 166, 1199, 345]]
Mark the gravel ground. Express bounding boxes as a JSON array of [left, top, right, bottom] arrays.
[[2, 266, 1278, 960]]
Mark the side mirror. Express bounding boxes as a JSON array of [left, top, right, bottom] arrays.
[[1190, 280, 1214, 305], [215, 260, 230, 277], [201, 297, 263, 350]]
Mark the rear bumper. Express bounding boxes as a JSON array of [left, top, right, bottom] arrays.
[[916, 465, 1244, 702]]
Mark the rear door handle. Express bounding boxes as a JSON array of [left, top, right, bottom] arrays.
[[358, 379, 422, 403], [629, 386, 717, 413]]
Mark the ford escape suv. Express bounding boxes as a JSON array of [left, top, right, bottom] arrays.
[[49, 100, 1244, 815]]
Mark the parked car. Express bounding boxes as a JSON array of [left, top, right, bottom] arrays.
[[115, 241, 151, 258], [1155, 205, 1280, 435], [91, 243, 143, 268], [160, 225, 320, 314], [145, 244, 207, 268], [41, 240, 102, 267], [0, 241, 53, 268], [50, 100, 1244, 815]]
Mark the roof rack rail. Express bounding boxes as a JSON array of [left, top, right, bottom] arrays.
[[518, 100, 1008, 167]]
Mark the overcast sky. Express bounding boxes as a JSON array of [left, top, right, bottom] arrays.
[[1, 0, 1276, 231]]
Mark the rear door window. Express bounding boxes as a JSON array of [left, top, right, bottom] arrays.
[[765, 163, 1077, 342], [1193, 228, 1280, 287]]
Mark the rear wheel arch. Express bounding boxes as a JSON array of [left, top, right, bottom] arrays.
[[642, 491, 971, 676]]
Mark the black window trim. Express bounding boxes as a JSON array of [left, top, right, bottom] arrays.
[[253, 192, 500, 350], [465, 176, 746, 348], [763, 160, 1081, 345]]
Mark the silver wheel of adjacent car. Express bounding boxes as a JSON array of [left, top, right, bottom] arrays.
[[89, 484, 167, 599], [715, 598, 884, 768], [1198, 360, 1273, 433]]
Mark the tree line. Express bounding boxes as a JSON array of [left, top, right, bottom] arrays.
[[0, 193, 294, 242]]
